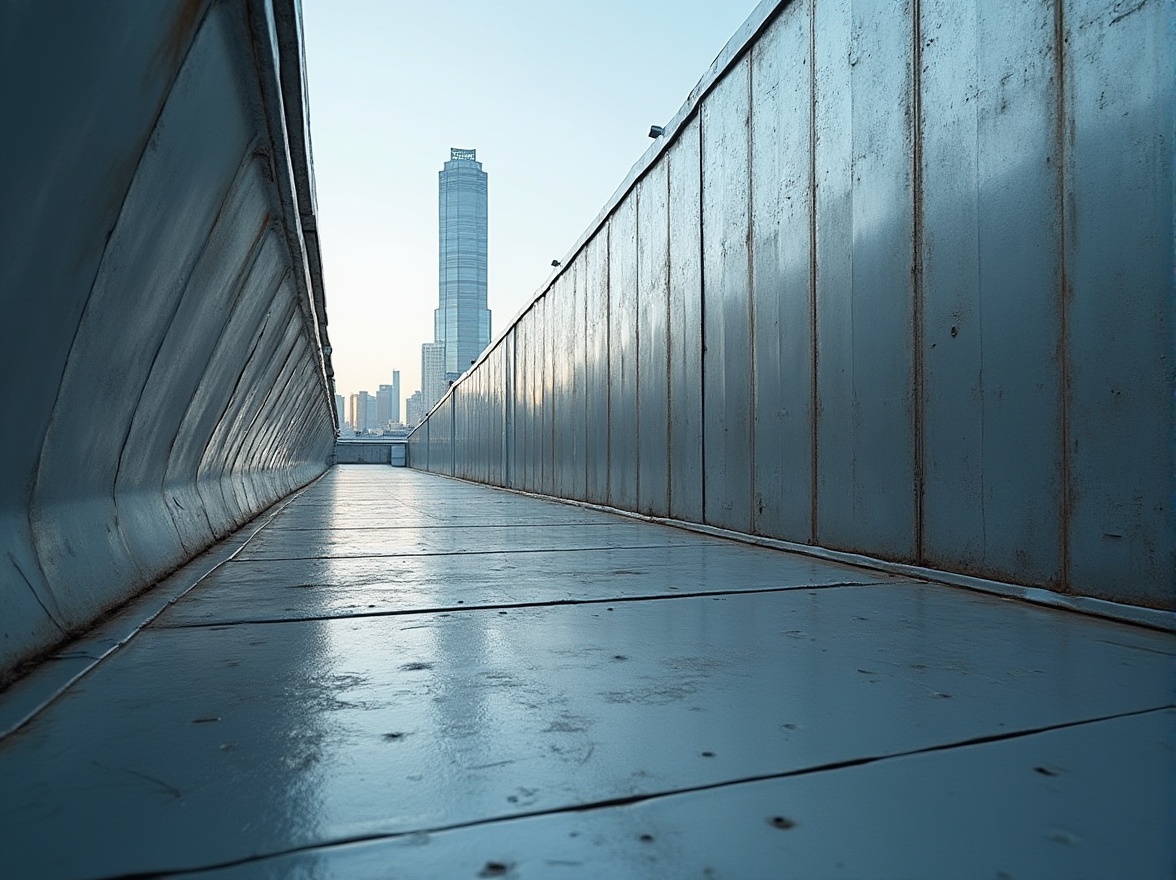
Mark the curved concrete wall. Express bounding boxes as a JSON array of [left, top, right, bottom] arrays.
[[0, 0, 337, 678], [411, 0, 1174, 610]]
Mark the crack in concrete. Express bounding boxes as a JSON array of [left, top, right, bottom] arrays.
[[7, 552, 67, 635]]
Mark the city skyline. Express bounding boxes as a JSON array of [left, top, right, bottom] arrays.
[[303, 0, 758, 404]]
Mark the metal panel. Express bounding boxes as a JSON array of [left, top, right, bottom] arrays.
[[412, 419, 429, 471], [441, 394, 456, 476], [454, 368, 471, 480], [503, 328, 517, 488], [201, 299, 303, 525], [584, 228, 611, 504], [637, 164, 670, 517], [1064, 0, 1174, 607], [920, 0, 1064, 585], [29, 7, 258, 621], [118, 159, 274, 557], [540, 292, 555, 496], [533, 304, 545, 493], [749, 0, 814, 542], [466, 357, 480, 481], [701, 57, 753, 533], [667, 118, 705, 523], [813, 0, 917, 559], [568, 262, 589, 500], [608, 196, 639, 511], [491, 341, 506, 486], [533, 302, 547, 493], [551, 273, 575, 498], [167, 216, 288, 548], [518, 312, 534, 491], [0, 1, 200, 672], [468, 355, 477, 480], [533, 298, 545, 492], [479, 352, 495, 484]]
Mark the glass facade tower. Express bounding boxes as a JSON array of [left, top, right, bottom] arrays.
[[436, 148, 490, 377]]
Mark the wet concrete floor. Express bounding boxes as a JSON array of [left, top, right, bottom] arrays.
[[0, 466, 1172, 878]]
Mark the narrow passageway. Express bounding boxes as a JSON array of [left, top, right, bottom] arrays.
[[1, 466, 1171, 878]]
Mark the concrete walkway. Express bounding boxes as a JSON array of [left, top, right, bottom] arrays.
[[0, 466, 1172, 878]]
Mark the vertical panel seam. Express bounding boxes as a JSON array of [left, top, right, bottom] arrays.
[[635, 191, 642, 511], [809, 0, 820, 546], [699, 113, 708, 524], [1055, 0, 1071, 593], [605, 225, 613, 504], [747, 54, 758, 535], [665, 157, 673, 516], [585, 261, 592, 498], [911, 0, 927, 565]]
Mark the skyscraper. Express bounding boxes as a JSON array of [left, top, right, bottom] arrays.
[[389, 370, 400, 424], [376, 385, 395, 429], [421, 341, 447, 409], [436, 147, 490, 378], [348, 391, 373, 433]]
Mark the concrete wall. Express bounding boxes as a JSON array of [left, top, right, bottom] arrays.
[[410, 0, 1174, 610], [0, 0, 337, 678], [335, 442, 408, 466]]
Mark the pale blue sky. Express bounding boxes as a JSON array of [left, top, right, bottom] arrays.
[[303, 0, 759, 404]]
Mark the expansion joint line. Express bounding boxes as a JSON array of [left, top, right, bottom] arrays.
[[115, 704, 1174, 879]]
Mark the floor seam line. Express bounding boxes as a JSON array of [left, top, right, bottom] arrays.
[[151, 580, 890, 629], [232, 543, 707, 562], [0, 476, 325, 742], [125, 704, 1175, 879], [264, 522, 632, 531]]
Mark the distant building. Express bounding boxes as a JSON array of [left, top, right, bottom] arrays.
[[406, 390, 425, 428], [348, 390, 373, 433], [389, 370, 400, 424], [376, 384, 395, 430], [364, 394, 378, 432], [421, 341, 446, 409], [334, 393, 345, 428]]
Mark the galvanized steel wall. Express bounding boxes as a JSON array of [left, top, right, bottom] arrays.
[[409, 0, 1174, 610], [0, 0, 337, 678]]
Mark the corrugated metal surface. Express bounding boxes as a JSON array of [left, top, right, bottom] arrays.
[[1, 0, 336, 678], [409, 0, 1174, 610]]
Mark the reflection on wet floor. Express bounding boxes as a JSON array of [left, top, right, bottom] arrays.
[[0, 466, 1172, 879]]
